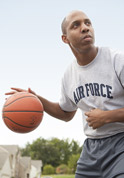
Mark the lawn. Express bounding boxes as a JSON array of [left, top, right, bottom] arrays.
[[41, 174, 75, 178]]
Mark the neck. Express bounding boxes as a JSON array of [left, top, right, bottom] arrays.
[[71, 46, 98, 66]]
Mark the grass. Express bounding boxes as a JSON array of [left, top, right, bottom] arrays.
[[41, 174, 75, 178]]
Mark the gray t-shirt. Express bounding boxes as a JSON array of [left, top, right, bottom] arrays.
[[59, 47, 124, 139]]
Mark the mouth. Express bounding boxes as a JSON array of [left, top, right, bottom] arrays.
[[83, 35, 92, 40]]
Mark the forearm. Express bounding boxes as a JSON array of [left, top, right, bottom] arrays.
[[85, 108, 124, 129], [36, 94, 76, 122], [105, 108, 124, 124]]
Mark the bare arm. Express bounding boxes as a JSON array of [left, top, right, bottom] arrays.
[[5, 87, 76, 122], [36, 94, 76, 121], [85, 108, 124, 129]]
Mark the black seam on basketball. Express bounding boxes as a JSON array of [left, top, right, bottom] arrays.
[[4, 95, 39, 107], [3, 116, 40, 128], [3, 110, 43, 113]]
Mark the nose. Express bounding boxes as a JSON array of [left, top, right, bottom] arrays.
[[81, 23, 89, 33]]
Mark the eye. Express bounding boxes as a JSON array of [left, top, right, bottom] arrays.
[[71, 21, 80, 29], [85, 20, 91, 26]]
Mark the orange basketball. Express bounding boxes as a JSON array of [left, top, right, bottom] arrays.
[[2, 92, 43, 133]]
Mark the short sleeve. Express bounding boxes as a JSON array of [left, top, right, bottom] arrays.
[[119, 62, 124, 88], [59, 78, 78, 112], [113, 50, 124, 88]]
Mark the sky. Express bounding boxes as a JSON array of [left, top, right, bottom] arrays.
[[0, 0, 124, 147]]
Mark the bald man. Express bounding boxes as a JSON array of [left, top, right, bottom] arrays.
[[6, 11, 124, 178]]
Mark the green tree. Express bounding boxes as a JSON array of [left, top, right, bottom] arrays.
[[21, 137, 82, 168], [21, 138, 60, 167], [53, 138, 72, 164], [70, 140, 82, 154], [68, 154, 80, 173]]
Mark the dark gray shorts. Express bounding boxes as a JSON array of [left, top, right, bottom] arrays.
[[75, 132, 124, 178]]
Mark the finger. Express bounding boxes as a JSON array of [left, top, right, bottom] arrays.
[[86, 117, 91, 122], [11, 87, 27, 92], [88, 122, 92, 127], [87, 121, 96, 129], [87, 119, 93, 127], [5, 91, 17, 95], [28, 88, 35, 95], [90, 108, 95, 111], [85, 111, 90, 116]]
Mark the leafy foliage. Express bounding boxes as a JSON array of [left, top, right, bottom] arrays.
[[56, 164, 70, 174], [68, 154, 80, 173], [43, 164, 55, 175], [21, 137, 82, 168]]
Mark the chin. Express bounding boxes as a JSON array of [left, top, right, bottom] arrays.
[[80, 44, 95, 52]]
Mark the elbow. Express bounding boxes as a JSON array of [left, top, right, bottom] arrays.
[[58, 106, 76, 122], [62, 111, 75, 122], [64, 117, 73, 122], [58, 115, 73, 122]]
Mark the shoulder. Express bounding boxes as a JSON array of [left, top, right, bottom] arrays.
[[99, 47, 124, 64], [104, 47, 124, 76], [101, 46, 124, 58], [109, 48, 124, 67], [99, 46, 124, 55]]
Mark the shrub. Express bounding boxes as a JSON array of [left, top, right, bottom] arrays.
[[56, 164, 70, 174], [43, 164, 55, 175]]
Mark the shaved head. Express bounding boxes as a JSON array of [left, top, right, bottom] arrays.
[[61, 17, 67, 34], [61, 10, 87, 34]]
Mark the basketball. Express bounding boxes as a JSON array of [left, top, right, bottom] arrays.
[[2, 92, 44, 133]]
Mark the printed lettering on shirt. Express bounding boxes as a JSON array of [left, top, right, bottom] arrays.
[[73, 83, 113, 104]]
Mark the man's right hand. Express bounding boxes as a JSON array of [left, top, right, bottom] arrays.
[[5, 87, 36, 96]]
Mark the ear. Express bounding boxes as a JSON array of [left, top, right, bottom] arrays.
[[61, 34, 69, 44]]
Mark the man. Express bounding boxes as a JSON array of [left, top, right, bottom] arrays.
[[6, 10, 124, 177]]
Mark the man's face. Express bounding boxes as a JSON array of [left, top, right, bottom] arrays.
[[63, 11, 95, 52]]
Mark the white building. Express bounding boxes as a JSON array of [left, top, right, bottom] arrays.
[[30, 160, 43, 178], [0, 145, 43, 178], [0, 146, 11, 178], [0, 145, 20, 178]]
